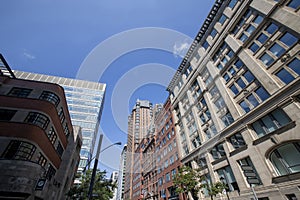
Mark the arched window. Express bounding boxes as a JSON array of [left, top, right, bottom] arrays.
[[270, 142, 300, 176]]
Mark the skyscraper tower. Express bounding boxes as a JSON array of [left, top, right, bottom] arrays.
[[124, 100, 153, 200], [116, 145, 127, 200], [14, 71, 106, 173]]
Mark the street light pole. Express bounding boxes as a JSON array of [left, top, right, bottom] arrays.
[[88, 134, 103, 200], [87, 135, 122, 199]]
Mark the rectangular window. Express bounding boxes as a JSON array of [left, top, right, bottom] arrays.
[[252, 108, 291, 137], [36, 153, 47, 167], [45, 164, 56, 180], [238, 157, 261, 185], [287, 0, 300, 9], [211, 28, 217, 38], [229, 133, 246, 149], [217, 165, 239, 191], [211, 143, 226, 160], [8, 87, 32, 97], [47, 127, 57, 144], [219, 14, 227, 25], [0, 109, 16, 121], [221, 112, 234, 127], [56, 142, 64, 157], [25, 112, 49, 130], [228, 0, 238, 9]]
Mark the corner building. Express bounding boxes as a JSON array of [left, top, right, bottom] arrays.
[[0, 67, 82, 199], [14, 71, 106, 173], [167, 0, 300, 199]]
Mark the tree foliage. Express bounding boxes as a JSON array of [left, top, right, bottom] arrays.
[[67, 169, 116, 200], [173, 166, 227, 200]]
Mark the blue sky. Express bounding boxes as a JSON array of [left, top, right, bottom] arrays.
[[1, 0, 215, 174]]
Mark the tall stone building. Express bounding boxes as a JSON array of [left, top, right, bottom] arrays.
[[167, 0, 300, 199], [14, 71, 106, 174], [124, 100, 153, 200], [0, 55, 82, 199]]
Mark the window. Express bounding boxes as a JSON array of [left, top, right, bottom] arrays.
[[166, 173, 171, 182], [171, 169, 176, 178], [270, 142, 300, 176], [46, 164, 56, 180], [218, 14, 227, 25], [25, 112, 49, 130], [63, 123, 70, 136], [0, 109, 16, 121], [221, 112, 234, 127], [228, 0, 238, 9], [211, 143, 226, 160], [252, 108, 291, 137], [56, 142, 64, 157], [217, 166, 239, 192], [58, 108, 65, 123], [233, 10, 264, 43], [211, 28, 217, 39], [39, 91, 60, 106], [286, 0, 300, 9], [276, 57, 300, 84], [238, 157, 261, 185], [192, 135, 201, 148], [202, 41, 210, 50], [229, 133, 246, 149], [260, 32, 298, 67], [47, 127, 57, 144], [36, 153, 47, 167], [201, 68, 213, 86], [285, 194, 297, 200], [2, 140, 36, 161], [239, 86, 270, 113], [196, 156, 207, 168], [8, 87, 32, 97]]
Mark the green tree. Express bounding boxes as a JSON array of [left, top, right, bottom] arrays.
[[173, 166, 202, 200], [202, 181, 227, 200], [67, 169, 116, 200], [173, 166, 227, 200]]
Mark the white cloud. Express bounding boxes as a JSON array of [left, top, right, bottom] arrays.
[[173, 40, 191, 58], [23, 50, 36, 60]]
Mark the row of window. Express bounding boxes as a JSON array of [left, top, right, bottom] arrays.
[[8, 87, 60, 106], [0, 109, 65, 158], [1, 140, 57, 180]]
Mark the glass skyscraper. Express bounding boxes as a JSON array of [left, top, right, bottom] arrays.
[[14, 71, 106, 171]]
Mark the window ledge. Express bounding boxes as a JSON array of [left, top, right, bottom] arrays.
[[211, 156, 227, 165], [229, 145, 248, 157], [252, 121, 296, 146], [272, 171, 300, 184]]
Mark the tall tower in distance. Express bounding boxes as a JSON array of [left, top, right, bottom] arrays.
[[124, 100, 153, 200], [14, 71, 106, 175]]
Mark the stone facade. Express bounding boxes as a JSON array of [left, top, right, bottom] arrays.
[[167, 0, 300, 199]]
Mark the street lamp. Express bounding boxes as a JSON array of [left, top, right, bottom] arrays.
[[87, 134, 121, 200], [83, 141, 122, 172]]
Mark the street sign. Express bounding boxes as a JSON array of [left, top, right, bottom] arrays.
[[35, 178, 46, 190]]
